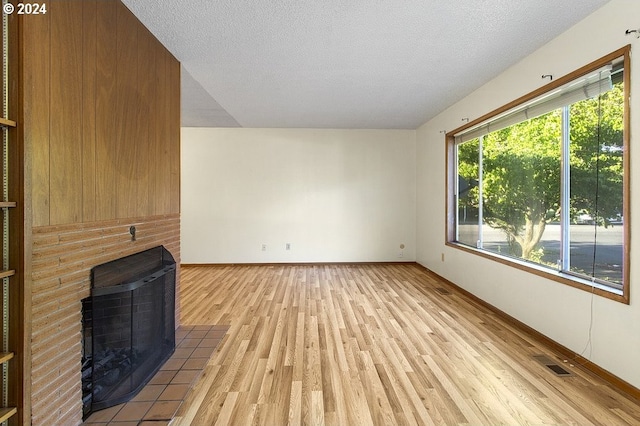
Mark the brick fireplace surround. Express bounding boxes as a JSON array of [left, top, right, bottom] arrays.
[[30, 216, 180, 425]]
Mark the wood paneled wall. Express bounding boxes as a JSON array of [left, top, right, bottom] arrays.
[[7, 10, 28, 426], [24, 0, 180, 227], [19, 1, 181, 424]]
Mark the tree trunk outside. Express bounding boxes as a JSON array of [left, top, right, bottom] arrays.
[[513, 216, 547, 260]]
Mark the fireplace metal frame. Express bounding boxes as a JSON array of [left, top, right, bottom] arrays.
[[82, 246, 176, 418]]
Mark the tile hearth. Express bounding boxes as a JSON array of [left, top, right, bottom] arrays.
[[83, 324, 229, 426]]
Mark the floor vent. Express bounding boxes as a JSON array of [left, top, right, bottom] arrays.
[[532, 354, 573, 377], [434, 287, 451, 295]]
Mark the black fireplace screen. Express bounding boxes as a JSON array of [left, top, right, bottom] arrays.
[[82, 246, 176, 418]]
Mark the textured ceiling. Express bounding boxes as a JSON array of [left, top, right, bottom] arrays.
[[122, 0, 610, 129]]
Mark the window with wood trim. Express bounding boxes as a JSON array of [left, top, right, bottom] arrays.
[[446, 46, 630, 303]]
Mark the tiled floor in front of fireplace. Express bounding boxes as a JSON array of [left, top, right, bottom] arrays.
[[83, 324, 229, 426]]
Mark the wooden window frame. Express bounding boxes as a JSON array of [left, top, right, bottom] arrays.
[[445, 45, 631, 304]]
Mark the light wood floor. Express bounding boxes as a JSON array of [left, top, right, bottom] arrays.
[[174, 263, 640, 425]]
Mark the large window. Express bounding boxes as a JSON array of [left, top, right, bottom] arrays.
[[447, 47, 629, 302]]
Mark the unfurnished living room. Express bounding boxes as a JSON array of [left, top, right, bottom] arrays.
[[2, 0, 640, 425]]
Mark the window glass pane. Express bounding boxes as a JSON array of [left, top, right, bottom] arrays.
[[450, 49, 628, 294], [457, 139, 480, 247], [568, 80, 624, 285], [481, 111, 561, 266]]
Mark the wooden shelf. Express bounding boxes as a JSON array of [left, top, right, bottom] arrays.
[[0, 270, 15, 280], [0, 407, 17, 423], [0, 352, 13, 365], [0, 201, 16, 208], [0, 117, 16, 128]]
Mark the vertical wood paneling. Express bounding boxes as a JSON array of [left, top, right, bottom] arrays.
[[82, 0, 98, 223], [1, 14, 4, 276], [8, 10, 30, 424], [21, 3, 181, 420], [95, 0, 117, 221], [155, 48, 171, 214], [136, 26, 152, 217], [170, 59, 181, 214], [0, 17, 3, 110], [20, 0, 180, 424], [50, 1, 83, 225], [147, 36, 159, 216], [27, 0, 179, 227], [115, 2, 138, 219], [25, 8, 51, 227]]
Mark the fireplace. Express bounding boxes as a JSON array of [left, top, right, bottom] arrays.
[[81, 246, 176, 418]]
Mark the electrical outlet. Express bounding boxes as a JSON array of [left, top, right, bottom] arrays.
[[441, 252, 445, 262], [286, 243, 291, 250], [398, 250, 404, 258], [261, 244, 267, 251]]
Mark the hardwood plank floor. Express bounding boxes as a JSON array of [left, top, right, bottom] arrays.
[[174, 264, 640, 425]]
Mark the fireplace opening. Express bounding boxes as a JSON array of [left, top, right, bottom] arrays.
[[81, 246, 176, 419]]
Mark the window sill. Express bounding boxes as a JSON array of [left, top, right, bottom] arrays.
[[445, 242, 628, 304]]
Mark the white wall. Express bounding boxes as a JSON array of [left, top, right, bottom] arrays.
[[417, 0, 640, 389], [182, 128, 416, 263]]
